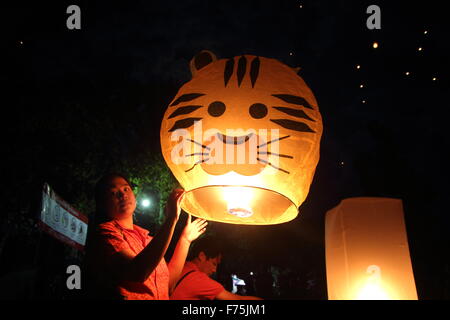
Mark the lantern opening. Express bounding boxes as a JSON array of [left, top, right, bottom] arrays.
[[180, 185, 297, 225]]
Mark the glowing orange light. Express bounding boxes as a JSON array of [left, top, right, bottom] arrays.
[[357, 283, 390, 300], [222, 187, 255, 218], [354, 265, 394, 300], [325, 198, 418, 300], [372, 42, 378, 49]]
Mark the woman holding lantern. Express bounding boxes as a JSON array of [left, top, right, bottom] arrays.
[[84, 173, 208, 300]]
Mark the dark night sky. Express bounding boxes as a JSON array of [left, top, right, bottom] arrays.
[[2, 0, 449, 299]]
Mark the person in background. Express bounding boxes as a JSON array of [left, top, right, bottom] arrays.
[[84, 173, 207, 300], [170, 236, 262, 300]]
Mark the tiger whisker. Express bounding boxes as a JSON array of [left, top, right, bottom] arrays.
[[187, 139, 211, 151], [257, 135, 290, 149], [185, 158, 210, 173], [185, 153, 210, 157], [257, 151, 293, 159], [257, 157, 290, 174]]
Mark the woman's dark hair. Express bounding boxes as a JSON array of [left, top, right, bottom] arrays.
[[188, 236, 224, 261], [93, 173, 134, 225]]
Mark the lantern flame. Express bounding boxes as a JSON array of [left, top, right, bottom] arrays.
[[356, 283, 390, 300], [222, 187, 254, 218], [354, 265, 394, 300]]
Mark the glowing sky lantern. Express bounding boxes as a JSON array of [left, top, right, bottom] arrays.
[[160, 51, 322, 224], [325, 197, 418, 300]]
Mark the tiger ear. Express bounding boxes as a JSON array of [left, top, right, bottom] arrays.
[[292, 67, 301, 74], [190, 50, 218, 78]]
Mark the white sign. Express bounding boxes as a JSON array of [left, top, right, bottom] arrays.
[[40, 183, 88, 250]]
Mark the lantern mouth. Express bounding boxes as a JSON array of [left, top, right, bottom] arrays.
[[180, 185, 298, 225], [216, 132, 254, 145]]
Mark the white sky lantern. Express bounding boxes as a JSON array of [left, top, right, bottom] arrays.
[[325, 197, 418, 300], [160, 51, 322, 225]]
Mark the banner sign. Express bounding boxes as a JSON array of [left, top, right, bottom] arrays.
[[39, 183, 88, 251]]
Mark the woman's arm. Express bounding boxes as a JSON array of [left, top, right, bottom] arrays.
[[108, 189, 184, 282], [167, 215, 207, 293]]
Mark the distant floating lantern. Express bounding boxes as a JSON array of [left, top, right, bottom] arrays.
[[325, 197, 418, 300], [160, 51, 323, 224]]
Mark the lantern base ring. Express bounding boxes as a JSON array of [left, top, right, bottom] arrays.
[[180, 184, 298, 225]]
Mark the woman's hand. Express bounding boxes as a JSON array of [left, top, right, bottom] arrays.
[[180, 214, 208, 243], [164, 189, 185, 222]]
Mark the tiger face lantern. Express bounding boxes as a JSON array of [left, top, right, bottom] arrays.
[[160, 51, 322, 225]]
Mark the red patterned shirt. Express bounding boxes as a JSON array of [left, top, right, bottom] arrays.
[[87, 220, 170, 300]]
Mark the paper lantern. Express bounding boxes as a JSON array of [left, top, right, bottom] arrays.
[[160, 51, 322, 224], [325, 197, 418, 300]]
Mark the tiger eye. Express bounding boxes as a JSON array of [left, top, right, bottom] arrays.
[[208, 101, 226, 117], [249, 103, 268, 119]]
